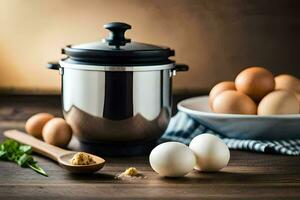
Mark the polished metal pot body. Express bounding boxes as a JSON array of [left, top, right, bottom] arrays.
[[59, 61, 174, 145]]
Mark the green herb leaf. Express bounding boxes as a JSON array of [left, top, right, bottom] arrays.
[[29, 163, 48, 177], [19, 145, 32, 154], [17, 154, 33, 167], [0, 139, 48, 177], [0, 151, 6, 159]]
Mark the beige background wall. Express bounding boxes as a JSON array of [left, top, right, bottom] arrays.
[[0, 0, 299, 94]]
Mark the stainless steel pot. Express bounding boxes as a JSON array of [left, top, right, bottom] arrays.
[[48, 22, 188, 155]]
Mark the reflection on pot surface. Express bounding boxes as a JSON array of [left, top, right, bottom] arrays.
[[62, 67, 172, 143], [64, 106, 170, 142]]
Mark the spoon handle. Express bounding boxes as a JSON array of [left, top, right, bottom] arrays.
[[4, 130, 71, 161]]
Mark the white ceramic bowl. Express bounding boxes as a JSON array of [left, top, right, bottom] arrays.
[[178, 96, 300, 140]]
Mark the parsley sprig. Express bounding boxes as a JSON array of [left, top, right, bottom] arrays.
[[0, 139, 48, 176]]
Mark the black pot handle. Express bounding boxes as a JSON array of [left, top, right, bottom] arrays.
[[47, 62, 60, 70], [174, 64, 189, 72]]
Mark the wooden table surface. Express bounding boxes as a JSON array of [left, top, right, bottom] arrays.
[[0, 95, 299, 200]]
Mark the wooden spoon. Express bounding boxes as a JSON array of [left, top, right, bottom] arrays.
[[4, 130, 105, 173]]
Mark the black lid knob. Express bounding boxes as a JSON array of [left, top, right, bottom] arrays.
[[104, 22, 131, 48]]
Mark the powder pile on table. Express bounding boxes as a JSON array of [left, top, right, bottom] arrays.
[[116, 167, 145, 179]]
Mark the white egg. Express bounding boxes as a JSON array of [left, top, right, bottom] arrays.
[[189, 134, 230, 172], [149, 142, 196, 177]]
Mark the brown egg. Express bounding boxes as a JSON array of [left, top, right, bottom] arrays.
[[42, 118, 72, 148], [235, 66, 275, 102], [25, 113, 54, 139], [258, 90, 300, 115], [212, 90, 257, 115], [275, 74, 300, 101], [209, 81, 236, 110]]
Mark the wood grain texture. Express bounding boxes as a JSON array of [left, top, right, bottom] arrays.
[[0, 95, 299, 199]]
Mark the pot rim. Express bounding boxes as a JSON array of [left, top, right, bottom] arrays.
[[59, 60, 175, 72]]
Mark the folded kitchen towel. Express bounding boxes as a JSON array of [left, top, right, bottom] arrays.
[[161, 112, 300, 156]]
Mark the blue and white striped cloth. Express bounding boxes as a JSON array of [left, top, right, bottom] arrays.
[[161, 112, 300, 156]]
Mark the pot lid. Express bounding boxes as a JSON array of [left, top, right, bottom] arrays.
[[63, 22, 175, 66]]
